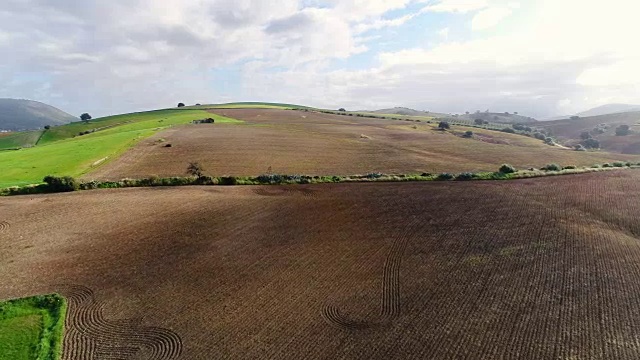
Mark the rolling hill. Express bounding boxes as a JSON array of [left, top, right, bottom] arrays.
[[0, 98, 76, 131], [538, 111, 640, 154], [577, 104, 640, 117]]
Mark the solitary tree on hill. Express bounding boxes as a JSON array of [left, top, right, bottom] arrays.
[[338, 108, 346, 112], [80, 113, 92, 123], [177, 103, 185, 107], [615, 124, 631, 136], [438, 121, 450, 130]]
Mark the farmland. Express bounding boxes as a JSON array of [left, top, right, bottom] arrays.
[[0, 110, 241, 188], [2, 170, 640, 358], [88, 108, 640, 181]]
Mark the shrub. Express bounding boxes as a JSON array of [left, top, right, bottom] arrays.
[[43, 175, 79, 192], [474, 119, 484, 125], [177, 103, 185, 107], [186, 162, 204, 178], [219, 176, 237, 185], [541, 164, 562, 171], [455, 172, 475, 181], [436, 173, 454, 180], [544, 137, 555, 145], [533, 132, 546, 140], [44, 125, 51, 130], [580, 131, 592, 140], [499, 164, 516, 174], [615, 125, 630, 136], [574, 144, 587, 151], [501, 127, 516, 134], [613, 162, 625, 168], [563, 165, 577, 170], [438, 121, 450, 130], [602, 163, 611, 168], [365, 172, 383, 179], [463, 130, 473, 138]]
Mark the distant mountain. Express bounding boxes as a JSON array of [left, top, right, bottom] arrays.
[[366, 107, 536, 124], [0, 98, 76, 131], [367, 107, 435, 117], [544, 104, 640, 121], [577, 104, 640, 118]]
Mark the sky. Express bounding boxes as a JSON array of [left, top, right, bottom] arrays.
[[1, 0, 639, 119]]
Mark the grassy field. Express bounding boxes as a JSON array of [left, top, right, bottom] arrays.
[[0, 294, 67, 360], [183, 102, 308, 110], [3, 171, 640, 358], [0, 110, 241, 188], [0, 130, 44, 150]]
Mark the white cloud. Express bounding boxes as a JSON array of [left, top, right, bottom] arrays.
[[1, 0, 639, 119], [471, 7, 512, 31], [437, 27, 450, 39], [421, 0, 488, 13]]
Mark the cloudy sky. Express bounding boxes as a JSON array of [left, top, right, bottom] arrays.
[[1, 0, 638, 118]]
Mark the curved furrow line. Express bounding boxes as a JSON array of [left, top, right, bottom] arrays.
[[320, 305, 362, 330], [59, 284, 183, 360], [0, 221, 9, 232], [380, 217, 422, 318]]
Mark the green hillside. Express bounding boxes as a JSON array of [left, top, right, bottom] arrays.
[[0, 109, 241, 188]]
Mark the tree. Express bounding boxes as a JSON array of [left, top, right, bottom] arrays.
[[580, 131, 592, 140], [499, 164, 516, 174], [615, 124, 630, 136], [438, 121, 450, 130], [186, 162, 204, 178], [474, 119, 484, 125], [338, 108, 346, 112], [582, 138, 600, 149], [463, 130, 473, 138], [44, 125, 51, 130], [177, 103, 185, 107], [80, 113, 92, 123]]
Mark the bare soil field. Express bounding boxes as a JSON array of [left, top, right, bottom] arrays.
[[87, 109, 639, 181], [2, 170, 640, 358]]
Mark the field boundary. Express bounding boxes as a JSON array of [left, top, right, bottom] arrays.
[[2, 164, 639, 197]]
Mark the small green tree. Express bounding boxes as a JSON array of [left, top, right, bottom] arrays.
[[582, 138, 600, 149], [499, 164, 516, 174], [80, 113, 92, 123], [177, 103, 185, 107], [438, 121, 450, 130], [338, 108, 346, 112]]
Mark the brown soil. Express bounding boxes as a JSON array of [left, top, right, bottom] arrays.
[[2, 170, 640, 358], [86, 109, 639, 181]]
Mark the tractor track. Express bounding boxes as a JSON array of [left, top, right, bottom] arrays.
[[59, 284, 182, 360]]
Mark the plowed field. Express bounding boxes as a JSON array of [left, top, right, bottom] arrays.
[[2, 170, 640, 358], [87, 109, 639, 181]]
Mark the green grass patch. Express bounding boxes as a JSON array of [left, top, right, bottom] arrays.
[[0, 131, 44, 150], [184, 102, 308, 110], [0, 294, 67, 360], [0, 110, 242, 188]]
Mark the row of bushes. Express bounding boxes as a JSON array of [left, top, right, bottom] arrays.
[[3, 163, 640, 196]]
